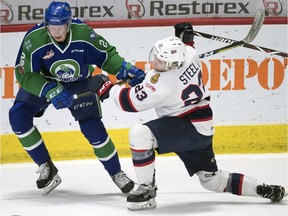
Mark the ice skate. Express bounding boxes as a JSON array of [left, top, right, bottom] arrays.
[[257, 184, 286, 202], [111, 170, 135, 194], [127, 183, 157, 211], [36, 158, 62, 196]]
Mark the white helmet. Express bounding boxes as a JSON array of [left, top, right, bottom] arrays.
[[151, 36, 186, 70]]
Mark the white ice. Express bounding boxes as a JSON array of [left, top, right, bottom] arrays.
[[1, 154, 287, 216]]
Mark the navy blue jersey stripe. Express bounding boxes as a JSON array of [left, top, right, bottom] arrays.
[[178, 105, 213, 121], [119, 88, 138, 112]]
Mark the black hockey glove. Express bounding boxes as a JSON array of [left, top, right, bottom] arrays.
[[89, 74, 114, 101], [174, 22, 194, 47]]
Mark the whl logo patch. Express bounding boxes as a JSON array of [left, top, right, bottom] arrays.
[[42, 49, 54, 60]]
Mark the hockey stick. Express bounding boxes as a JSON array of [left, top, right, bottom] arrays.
[[72, 78, 128, 99], [198, 9, 266, 59], [193, 31, 288, 58], [73, 11, 266, 100]]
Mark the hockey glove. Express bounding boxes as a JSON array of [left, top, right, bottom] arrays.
[[89, 74, 114, 101], [116, 61, 145, 87], [174, 22, 195, 47], [42, 82, 73, 109]]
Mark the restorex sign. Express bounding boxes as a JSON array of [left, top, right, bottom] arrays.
[[1, 0, 287, 25]]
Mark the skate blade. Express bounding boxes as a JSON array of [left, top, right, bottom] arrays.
[[41, 174, 62, 196], [127, 198, 157, 211]]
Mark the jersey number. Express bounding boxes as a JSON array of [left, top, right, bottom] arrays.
[[181, 84, 203, 106], [99, 40, 108, 48], [181, 73, 205, 106], [135, 85, 147, 101]]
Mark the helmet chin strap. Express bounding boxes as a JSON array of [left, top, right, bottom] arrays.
[[165, 62, 173, 71], [165, 62, 183, 71]]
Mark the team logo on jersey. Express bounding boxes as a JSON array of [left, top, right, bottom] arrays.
[[150, 73, 160, 84], [50, 60, 82, 82], [90, 31, 97, 40], [42, 49, 54, 60]]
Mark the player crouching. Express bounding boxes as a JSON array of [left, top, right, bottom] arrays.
[[89, 22, 286, 211]]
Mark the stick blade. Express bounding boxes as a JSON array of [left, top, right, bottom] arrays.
[[243, 9, 265, 43]]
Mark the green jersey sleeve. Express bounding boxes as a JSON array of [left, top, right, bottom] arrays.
[[15, 26, 50, 97]]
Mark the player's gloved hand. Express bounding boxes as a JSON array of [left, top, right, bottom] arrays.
[[89, 74, 114, 101], [174, 22, 194, 47], [42, 82, 73, 109], [116, 61, 145, 87]]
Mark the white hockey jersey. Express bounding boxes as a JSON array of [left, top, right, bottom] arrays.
[[109, 45, 214, 136]]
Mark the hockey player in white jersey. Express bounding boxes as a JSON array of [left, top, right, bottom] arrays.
[[89, 25, 286, 210]]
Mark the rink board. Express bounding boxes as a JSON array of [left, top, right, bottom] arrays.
[[1, 24, 287, 164], [1, 124, 287, 164]]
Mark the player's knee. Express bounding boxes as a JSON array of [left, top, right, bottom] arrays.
[[9, 102, 33, 132], [79, 117, 107, 144], [197, 170, 229, 192], [129, 124, 156, 150]]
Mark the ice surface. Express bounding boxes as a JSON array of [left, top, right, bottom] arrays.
[[1, 154, 287, 216]]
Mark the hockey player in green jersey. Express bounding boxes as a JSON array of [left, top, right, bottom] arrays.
[[9, 1, 144, 195]]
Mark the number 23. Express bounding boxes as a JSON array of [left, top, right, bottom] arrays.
[[135, 85, 147, 101], [181, 73, 205, 106]]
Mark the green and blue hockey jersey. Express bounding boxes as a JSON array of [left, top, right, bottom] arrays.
[[15, 18, 124, 97]]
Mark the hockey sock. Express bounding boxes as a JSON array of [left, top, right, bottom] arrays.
[[225, 173, 244, 195], [93, 137, 121, 176], [131, 148, 155, 185], [224, 173, 259, 196], [79, 117, 121, 176], [16, 126, 50, 165]]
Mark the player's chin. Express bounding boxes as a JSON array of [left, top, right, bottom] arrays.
[[54, 37, 65, 42]]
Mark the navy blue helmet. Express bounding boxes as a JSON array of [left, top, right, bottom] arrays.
[[45, 1, 71, 26]]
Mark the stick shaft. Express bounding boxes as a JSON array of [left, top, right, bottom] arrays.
[[198, 41, 244, 59], [194, 31, 288, 58], [198, 10, 265, 59]]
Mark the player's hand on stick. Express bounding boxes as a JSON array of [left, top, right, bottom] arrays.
[[174, 22, 194, 47], [42, 82, 73, 109], [89, 74, 114, 101], [116, 61, 145, 87]]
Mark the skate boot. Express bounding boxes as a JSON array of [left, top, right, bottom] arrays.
[[36, 158, 62, 196], [127, 183, 158, 210], [111, 170, 135, 194], [256, 184, 286, 202]]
